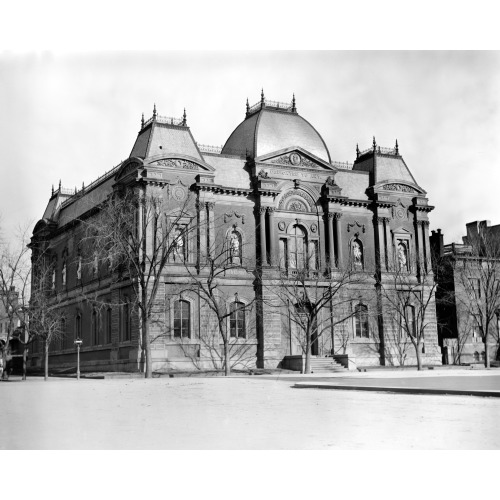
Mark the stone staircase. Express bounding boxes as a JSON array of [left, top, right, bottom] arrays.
[[310, 357, 347, 373]]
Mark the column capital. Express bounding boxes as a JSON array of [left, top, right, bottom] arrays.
[[422, 220, 430, 227], [416, 220, 424, 226], [206, 202, 215, 210], [259, 207, 267, 214], [266, 207, 277, 213], [329, 212, 342, 220]]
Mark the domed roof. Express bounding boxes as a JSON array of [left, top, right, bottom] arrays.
[[222, 98, 331, 162]]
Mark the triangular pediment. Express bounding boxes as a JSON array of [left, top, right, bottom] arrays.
[[257, 147, 336, 171]]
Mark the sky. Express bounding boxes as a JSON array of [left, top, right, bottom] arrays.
[[1, 50, 499, 244]]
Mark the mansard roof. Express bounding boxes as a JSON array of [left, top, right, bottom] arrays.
[[221, 95, 331, 162], [130, 108, 203, 161]]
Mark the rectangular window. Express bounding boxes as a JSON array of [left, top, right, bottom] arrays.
[[355, 304, 369, 338], [174, 300, 190, 338], [279, 239, 288, 269], [230, 302, 246, 339]]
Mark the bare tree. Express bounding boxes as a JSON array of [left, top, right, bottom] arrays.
[[451, 228, 500, 368], [267, 256, 372, 374], [379, 254, 439, 371], [0, 223, 32, 380], [82, 187, 196, 378], [180, 223, 256, 376], [28, 259, 66, 381]]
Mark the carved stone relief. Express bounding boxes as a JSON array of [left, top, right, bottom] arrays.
[[152, 159, 199, 171]]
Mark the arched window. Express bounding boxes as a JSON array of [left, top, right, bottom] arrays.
[[60, 318, 66, 350], [75, 313, 82, 341], [397, 240, 409, 271], [106, 307, 112, 344], [289, 225, 307, 269], [61, 260, 67, 287], [92, 309, 99, 345], [174, 300, 190, 338], [122, 298, 131, 342], [230, 301, 246, 338], [403, 304, 416, 338], [355, 304, 369, 338]]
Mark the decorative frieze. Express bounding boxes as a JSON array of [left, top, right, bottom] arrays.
[[347, 221, 365, 233], [382, 183, 417, 193], [152, 159, 199, 170], [272, 152, 317, 168]]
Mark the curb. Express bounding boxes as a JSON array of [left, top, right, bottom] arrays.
[[293, 383, 500, 398]]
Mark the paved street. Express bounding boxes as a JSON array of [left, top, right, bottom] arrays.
[[1, 372, 500, 449]]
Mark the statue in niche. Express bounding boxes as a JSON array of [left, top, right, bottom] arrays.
[[398, 241, 408, 270], [353, 240, 363, 267], [51, 267, 56, 290], [173, 228, 185, 262], [61, 262, 66, 286], [230, 231, 241, 264]]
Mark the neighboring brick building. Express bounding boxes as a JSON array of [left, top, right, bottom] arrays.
[[29, 92, 442, 373], [431, 221, 500, 365]]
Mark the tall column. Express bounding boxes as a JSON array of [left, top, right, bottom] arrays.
[[267, 207, 276, 266], [259, 207, 267, 266], [415, 220, 425, 277], [384, 218, 393, 270], [327, 213, 335, 268], [198, 200, 207, 263], [206, 202, 215, 257], [334, 213, 343, 268], [422, 220, 431, 273], [375, 216, 386, 273]]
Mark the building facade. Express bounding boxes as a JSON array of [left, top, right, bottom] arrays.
[[29, 93, 442, 373], [431, 221, 500, 365]]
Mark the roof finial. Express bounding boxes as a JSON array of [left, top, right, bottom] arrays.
[[372, 136, 377, 150], [246, 98, 250, 115], [82, 182, 85, 193], [182, 108, 187, 126], [59, 179, 61, 190], [261, 88, 265, 105], [356, 143, 360, 159], [395, 139, 399, 155], [141, 113, 144, 128], [153, 103, 157, 120], [292, 93, 296, 112], [52, 184, 54, 196]]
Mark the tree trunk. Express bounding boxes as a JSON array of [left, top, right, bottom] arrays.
[[1, 350, 7, 380], [143, 315, 152, 378], [415, 340, 422, 371], [484, 332, 490, 369], [304, 330, 311, 374], [224, 340, 230, 376], [44, 341, 49, 381]]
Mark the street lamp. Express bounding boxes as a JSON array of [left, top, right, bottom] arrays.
[[74, 338, 82, 380]]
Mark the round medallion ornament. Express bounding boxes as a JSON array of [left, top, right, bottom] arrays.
[[289, 153, 301, 166], [172, 185, 187, 201], [396, 208, 405, 219], [278, 221, 286, 231], [174, 159, 183, 168], [310, 223, 317, 233]]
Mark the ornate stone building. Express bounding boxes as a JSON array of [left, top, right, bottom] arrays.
[[29, 92, 442, 372], [431, 221, 500, 366]]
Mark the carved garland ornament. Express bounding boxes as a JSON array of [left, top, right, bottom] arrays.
[[382, 183, 417, 193], [152, 159, 199, 171]]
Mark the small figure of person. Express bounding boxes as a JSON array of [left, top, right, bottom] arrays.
[[353, 240, 362, 266], [230, 232, 240, 264], [398, 242, 407, 270]]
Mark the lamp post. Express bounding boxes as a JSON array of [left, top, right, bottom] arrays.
[[74, 338, 82, 380]]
